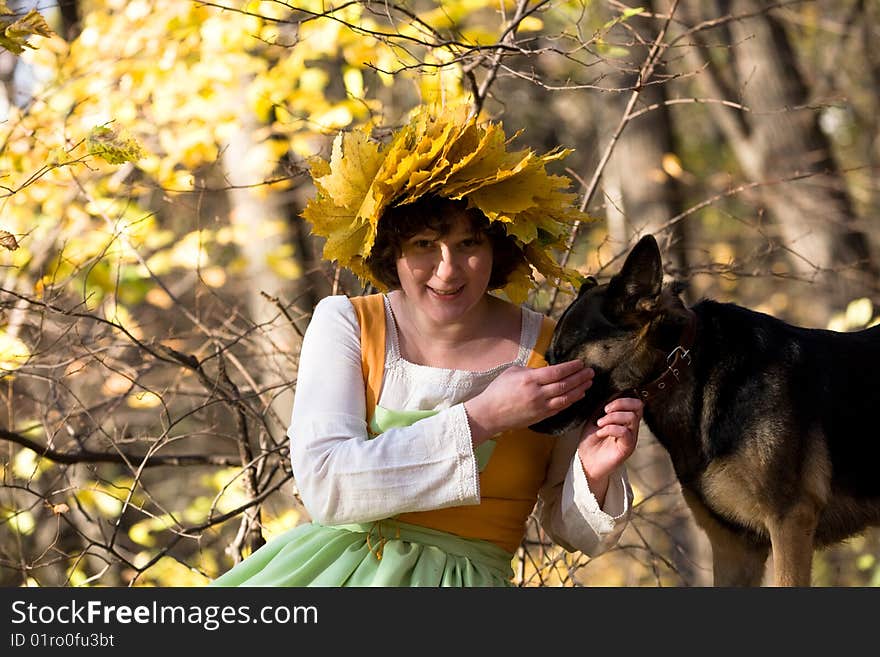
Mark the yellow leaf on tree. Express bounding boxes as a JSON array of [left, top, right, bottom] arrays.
[[262, 508, 303, 541], [6, 510, 35, 535], [0, 9, 53, 55], [107, 303, 142, 339], [12, 448, 42, 479], [127, 390, 162, 409], [102, 372, 133, 396], [129, 515, 173, 547], [267, 244, 302, 280], [343, 67, 364, 99], [518, 16, 544, 32], [0, 331, 30, 372], [200, 266, 227, 288], [845, 298, 873, 329], [169, 230, 213, 270]]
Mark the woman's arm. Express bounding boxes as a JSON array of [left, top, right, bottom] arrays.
[[288, 296, 480, 525], [535, 399, 641, 556]]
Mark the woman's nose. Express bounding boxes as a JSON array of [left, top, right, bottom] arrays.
[[435, 244, 459, 279]]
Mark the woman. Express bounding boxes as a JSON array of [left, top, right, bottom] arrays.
[[210, 106, 643, 587]]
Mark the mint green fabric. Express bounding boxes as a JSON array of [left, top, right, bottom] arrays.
[[370, 405, 496, 471], [209, 405, 510, 587], [208, 519, 515, 587]]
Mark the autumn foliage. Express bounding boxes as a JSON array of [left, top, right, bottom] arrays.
[[2, 1, 880, 587]]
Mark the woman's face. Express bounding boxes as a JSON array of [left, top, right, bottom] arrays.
[[395, 211, 494, 325]]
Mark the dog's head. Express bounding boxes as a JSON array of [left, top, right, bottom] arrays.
[[530, 234, 690, 435]]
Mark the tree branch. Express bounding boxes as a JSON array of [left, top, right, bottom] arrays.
[[0, 427, 244, 466]]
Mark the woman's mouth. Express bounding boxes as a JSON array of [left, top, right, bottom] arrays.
[[427, 284, 464, 299]]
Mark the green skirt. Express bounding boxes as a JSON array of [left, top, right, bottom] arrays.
[[208, 519, 516, 587]]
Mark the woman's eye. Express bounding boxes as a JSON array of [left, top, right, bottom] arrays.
[[461, 238, 481, 248], [413, 240, 433, 249]]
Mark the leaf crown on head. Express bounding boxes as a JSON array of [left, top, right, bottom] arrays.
[[301, 104, 591, 303]]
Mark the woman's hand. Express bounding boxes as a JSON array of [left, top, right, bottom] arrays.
[[464, 360, 594, 444], [577, 397, 643, 505]]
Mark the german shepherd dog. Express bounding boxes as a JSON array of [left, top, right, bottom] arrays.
[[531, 234, 880, 586]]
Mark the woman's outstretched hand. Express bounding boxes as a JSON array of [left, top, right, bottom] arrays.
[[577, 397, 643, 505], [464, 360, 594, 445]]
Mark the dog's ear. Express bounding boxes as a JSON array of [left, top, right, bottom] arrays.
[[607, 235, 663, 314], [576, 275, 598, 299]]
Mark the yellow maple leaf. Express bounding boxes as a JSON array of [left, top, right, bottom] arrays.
[[524, 242, 581, 290], [302, 196, 366, 265], [300, 104, 594, 293], [467, 166, 558, 220], [401, 118, 481, 202], [502, 261, 536, 305], [439, 125, 528, 198], [302, 129, 385, 265], [362, 109, 463, 221], [316, 129, 383, 210], [0, 9, 53, 55]]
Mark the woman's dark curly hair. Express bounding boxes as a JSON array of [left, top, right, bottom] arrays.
[[365, 195, 526, 291]]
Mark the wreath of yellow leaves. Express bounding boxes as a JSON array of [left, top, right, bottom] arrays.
[[301, 105, 591, 303]]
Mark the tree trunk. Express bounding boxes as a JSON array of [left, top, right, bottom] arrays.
[[606, 27, 689, 275], [220, 76, 304, 555], [602, 0, 709, 585], [684, 0, 878, 325], [57, 0, 81, 40]]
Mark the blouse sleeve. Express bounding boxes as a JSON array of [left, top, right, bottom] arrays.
[[535, 426, 633, 556], [287, 295, 480, 526]]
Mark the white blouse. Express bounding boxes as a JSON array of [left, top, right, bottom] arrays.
[[287, 294, 632, 556]]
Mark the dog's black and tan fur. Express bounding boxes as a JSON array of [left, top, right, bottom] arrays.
[[532, 234, 880, 586]]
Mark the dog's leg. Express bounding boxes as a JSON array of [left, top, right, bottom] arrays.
[[766, 503, 818, 587], [681, 489, 769, 586]]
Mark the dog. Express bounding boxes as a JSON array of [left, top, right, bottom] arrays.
[[531, 234, 880, 586]]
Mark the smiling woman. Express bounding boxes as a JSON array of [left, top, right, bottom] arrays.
[[382, 204, 520, 372], [209, 105, 644, 587], [365, 195, 525, 296]]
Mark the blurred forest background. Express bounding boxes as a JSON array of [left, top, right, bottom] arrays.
[[1, 0, 879, 587]]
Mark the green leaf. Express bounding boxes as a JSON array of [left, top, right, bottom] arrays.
[[87, 125, 146, 164], [601, 6, 645, 31]]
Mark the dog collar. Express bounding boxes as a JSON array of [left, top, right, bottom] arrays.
[[632, 309, 698, 402]]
